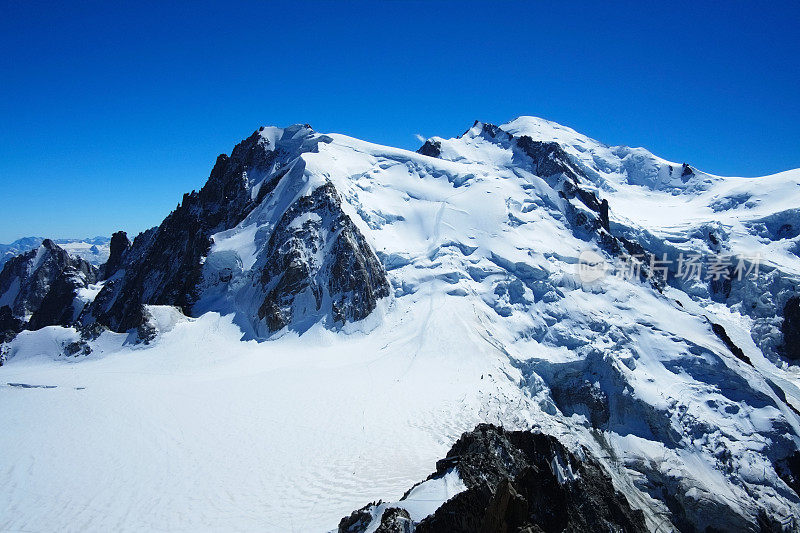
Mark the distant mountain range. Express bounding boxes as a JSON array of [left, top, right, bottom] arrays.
[[0, 236, 110, 268]]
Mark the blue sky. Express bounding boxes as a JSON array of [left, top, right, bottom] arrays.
[[1, 1, 798, 242]]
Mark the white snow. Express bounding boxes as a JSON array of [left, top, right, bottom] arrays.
[[356, 468, 468, 532], [0, 294, 533, 532], [75, 283, 104, 305]]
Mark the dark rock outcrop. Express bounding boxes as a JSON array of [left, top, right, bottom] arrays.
[[782, 296, 800, 361], [599, 198, 610, 231], [417, 139, 442, 158], [339, 502, 379, 533], [338, 504, 414, 533], [87, 127, 308, 332], [341, 424, 648, 533], [710, 321, 752, 365], [0, 305, 22, 343], [375, 507, 414, 533], [28, 266, 89, 330], [0, 239, 98, 332], [775, 451, 800, 498], [101, 230, 131, 280], [514, 136, 583, 184], [257, 181, 390, 333], [417, 425, 647, 533]]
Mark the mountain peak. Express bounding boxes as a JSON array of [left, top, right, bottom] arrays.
[[254, 123, 318, 152], [501, 115, 598, 147]]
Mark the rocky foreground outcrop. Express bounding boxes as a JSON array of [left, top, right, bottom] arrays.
[[340, 422, 800, 532], [339, 424, 648, 533]]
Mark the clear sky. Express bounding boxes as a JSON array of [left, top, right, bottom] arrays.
[[1, 1, 798, 242]]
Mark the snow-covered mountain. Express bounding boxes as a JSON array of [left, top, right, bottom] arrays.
[[0, 236, 110, 268], [83, 126, 389, 338], [1, 117, 799, 532]]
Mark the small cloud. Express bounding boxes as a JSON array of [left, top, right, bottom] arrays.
[[414, 133, 426, 143]]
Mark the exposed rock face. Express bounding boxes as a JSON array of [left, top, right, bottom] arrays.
[[340, 424, 648, 533], [101, 230, 131, 280], [514, 136, 583, 184], [93, 157, 244, 327], [0, 239, 98, 332], [341, 423, 792, 532], [338, 502, 377, 533], [0, 305, 22, 343], [338, 504, 414, 533], [783, 296, 800, 361], [417, 139, 442, 158], [710, 320, 752, 365], [375, 508, 414, 533], [775, 451, 800, 498], [416, 425, 647, 533], [257, 181, 390, 332], [87, 128, 304, 331]]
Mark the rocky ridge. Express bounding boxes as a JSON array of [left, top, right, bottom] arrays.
[[84, 125, 389, 337]]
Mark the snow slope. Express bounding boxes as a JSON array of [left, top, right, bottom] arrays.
[[2, 117, 800, 531], [1, 297, 532, 532]]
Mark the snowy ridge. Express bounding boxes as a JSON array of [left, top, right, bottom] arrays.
[[1, 117, 800, 531]]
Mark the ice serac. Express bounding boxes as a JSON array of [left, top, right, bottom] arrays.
[[399, 117, 800, 529], [0, 239, 98, 335], [86, 124, 388, 337], [438, 118, 800, 364]]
